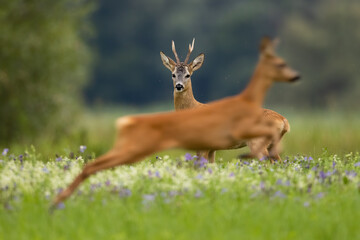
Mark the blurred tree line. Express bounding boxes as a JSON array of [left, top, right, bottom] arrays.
[[0, 0, 94, 144], [1, 0, 360, 144], [87, 0, 360, 109]]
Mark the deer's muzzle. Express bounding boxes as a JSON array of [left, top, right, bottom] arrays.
[[290, 75, 301, 82], [175, 83, 184, 91]]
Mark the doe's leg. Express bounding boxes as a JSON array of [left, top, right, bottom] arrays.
[[51, 148, 145, 207]]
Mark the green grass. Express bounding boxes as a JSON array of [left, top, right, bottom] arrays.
[[1, 148, 360, 239], [2, 191, 360, 240]]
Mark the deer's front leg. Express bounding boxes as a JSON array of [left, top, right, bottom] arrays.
[[207, 150, 216, 163]]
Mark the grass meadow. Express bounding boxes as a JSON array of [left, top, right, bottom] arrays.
[[1, 106, 360, 240]]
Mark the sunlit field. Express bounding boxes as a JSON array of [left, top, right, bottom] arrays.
[[1, 107, 360, 240]]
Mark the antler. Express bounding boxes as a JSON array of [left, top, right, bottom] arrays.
[[183, 38, 195, 64], [172, 40, 180, 64]]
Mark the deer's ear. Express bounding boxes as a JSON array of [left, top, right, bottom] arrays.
[[189, 53, 204, 72], [260, 36, 275, 56], [160, 52, 176, 71]]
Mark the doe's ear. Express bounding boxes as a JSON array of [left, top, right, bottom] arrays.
[[259, 36, 275, 56], [160, 51, 176, 71], [189, 53, 204, 72]]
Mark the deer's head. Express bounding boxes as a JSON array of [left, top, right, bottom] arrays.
[[160, 39, 204, 93], [259, 37, 300, 83]]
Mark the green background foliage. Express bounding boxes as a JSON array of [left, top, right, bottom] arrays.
[[0, 0, 94, 144], [87, 0, 360, 109]]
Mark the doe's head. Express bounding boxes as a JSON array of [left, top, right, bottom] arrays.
[[160, 38, 204, 92], [259, 37, 300, 83]]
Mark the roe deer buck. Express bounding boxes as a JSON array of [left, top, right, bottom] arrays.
[[52, 37, 300, 207], [160, 39, 291, 163]]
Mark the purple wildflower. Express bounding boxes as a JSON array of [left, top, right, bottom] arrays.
[[354, 162, 360, 167], [57, 202, 65, 209], [326, 171, 332, 177], [273, 190, 286, 198], [309, 156, 313, 161], [303, 202, 310, 207], [42, 167, 49, 174], [169, 190, 178, 197], [184, 153, 193, 161], [195, 174, 203, 180], [45, 193, 51, 200], [276, 179, 283, 185], [119, 188, 132, 197], [143, 194, 156, 204], [221, 188, 228, 194], [90, 184, 97, 191], [2, 148, 9, 156], [307, 184, 312, 193], [105, 180, 111, 186], [207, 167, 213, 174], [332, 161, 336, 168], [319, 171, 326, 179], [284, 180, 291, 186], [155, 171, 161, 178], [229, 172, 235, 177], [345, 170, 357, 177], [243, 161, 249, 165], [312, 166, 318, 171], [315, 192, 325, 199], [194, 157, 208, 168], [259, 181, 265, 190], [79, 145, 87, 153], [56, 156, 62, 162], [148, 170, 152, 177], [194, 190, 203, 198]]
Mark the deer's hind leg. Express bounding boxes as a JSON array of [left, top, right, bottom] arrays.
[[52, 145, 153, 207], [236, 125, 278, 161]]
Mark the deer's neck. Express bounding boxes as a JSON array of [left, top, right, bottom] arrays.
[[240, 64, 272, 106], [174, 82, 201, 111]]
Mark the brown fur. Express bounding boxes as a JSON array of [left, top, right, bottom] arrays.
[[52, 37, 300, 206]]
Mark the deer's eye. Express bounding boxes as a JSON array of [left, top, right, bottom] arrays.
[[185, 74, 190, 78], [172, 74, 176, 78]]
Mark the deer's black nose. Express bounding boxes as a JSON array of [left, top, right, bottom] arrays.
[[291, 75, 301, 82], [175, 83, 184, 91]]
